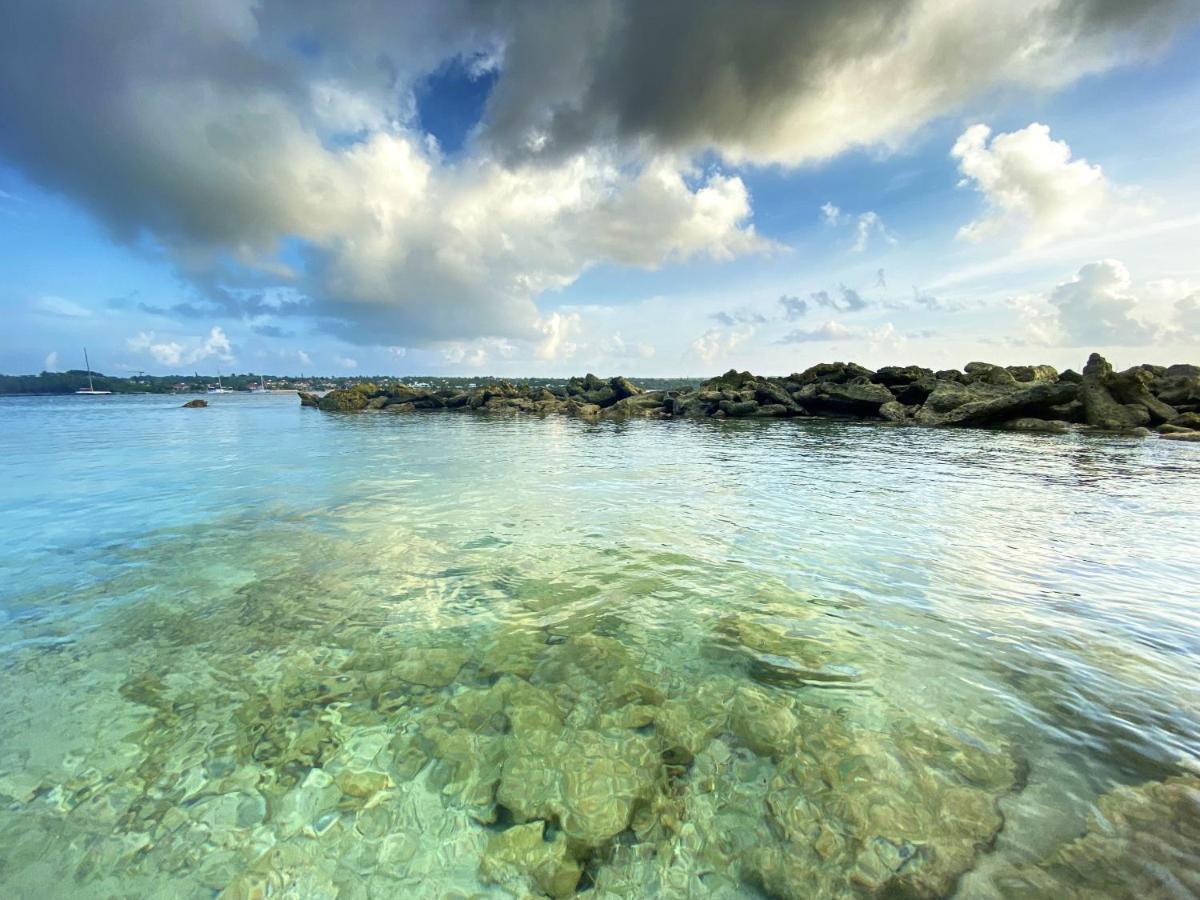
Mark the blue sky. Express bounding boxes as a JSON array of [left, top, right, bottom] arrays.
[[2, 1, 1199, 377]]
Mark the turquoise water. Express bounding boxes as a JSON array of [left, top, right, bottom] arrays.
[[1, 392, 1198, 898]]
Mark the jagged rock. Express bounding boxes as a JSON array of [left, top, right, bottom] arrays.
[[754, 380, 799, 409], [878, 401, 911, 422], [964, 362, 1018, 386], [1006, 364, 1059, 383], [1080, 353, 1149, 429], [1155, 374, 1200, 410], [935, 368, 967, 383], [297, 391, 320, 407], [181, 399, 208, 408], [609, 376, 642, 400], [480, 822, 582, 898], [603, 394, 664, 417], [1166, 363, 1200, 377], [1109, 368, 1177, 423], [798, 381, 895, 415], [888, 375, 937, 405], [317, 385, 375, 412], [792, 362, 873, 385], [871, 365, 934, 387], [1058, 368, 1083, 384], [916, 382, 1078, 427]]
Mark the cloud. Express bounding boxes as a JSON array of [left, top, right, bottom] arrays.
[[711, 308, 767, 327], [811, 286, 869, 313], [33, 295, 92, 318], [690, 325, 755, 363], [1048, 259, 1158, 345], [852, 212, 896, 252], [1, 0, 1192, 352], [126, 326, 234, 367], [533, 311, 581, 361], [778, 295, 807, 321], [952, 122, 1129, 245], [253, 324, 295, 338], [777, 320, 859, 343], [482, 0, 1193, 165], [1175, 293, 1200, 337], [44, 351, 58, 370], [334, 355, 359, 369], [821, 204, 896, 251], [297, 350, 313, 368], [599, 332, 655, 360]]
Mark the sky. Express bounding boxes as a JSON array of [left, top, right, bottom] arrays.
[[2, 0, 1199, 378]]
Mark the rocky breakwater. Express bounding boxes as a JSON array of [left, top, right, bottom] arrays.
[[300, 354, 1200, 440]]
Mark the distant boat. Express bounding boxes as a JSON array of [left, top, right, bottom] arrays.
[[75, 348, 112, 395], [207, 373, 232, 394], [250, 378, 268, 393]]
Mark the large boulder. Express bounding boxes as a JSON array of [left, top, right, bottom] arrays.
[[797, 381, 895, 415], [964, 362, 1018, 386], [871, 365, 934, 387], [1080, 353, 1152, 429], [1108, 368, 1177, 424], [1005, 364, 1059, 383], [791, 361, 873, 385], [916, 382, 1078, 427], [297, 391, 320, 407], [1155, 373, 1200, 411], [608, 376, 642, 400], [317, 386, 372, 411]]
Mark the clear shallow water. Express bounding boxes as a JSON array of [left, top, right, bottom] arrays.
[[1, 393, 1198, 898]]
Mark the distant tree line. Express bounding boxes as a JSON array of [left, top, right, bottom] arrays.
[[0, 370, 704, 396]]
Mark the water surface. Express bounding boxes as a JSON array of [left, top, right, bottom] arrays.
[[1, 393, 1198, 898]]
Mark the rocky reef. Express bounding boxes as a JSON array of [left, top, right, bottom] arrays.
[[300, 354, 1200, 441]]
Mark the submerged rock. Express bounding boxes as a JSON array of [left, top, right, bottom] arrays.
[[181, 398, 208, 408], [480, 821, 582, 898]]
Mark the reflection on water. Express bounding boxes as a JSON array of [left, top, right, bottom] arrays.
[[0, 394, 1198, 897]]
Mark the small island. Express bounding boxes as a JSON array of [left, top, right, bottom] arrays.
[[301, 352, 1200, 441]]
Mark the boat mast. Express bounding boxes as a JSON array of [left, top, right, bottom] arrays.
[[83, 347, 95, 392]]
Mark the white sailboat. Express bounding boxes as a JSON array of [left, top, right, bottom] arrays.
[[207, 373, 232, 394], [75, 348, 112, 395], [250, 375, 268, 393]]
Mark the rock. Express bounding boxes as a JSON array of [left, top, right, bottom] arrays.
[[994, 774, 1200, 898], [729, 686, 798, 758], [297, 391, 320, 407], [317, 387, 371, 412], [392, 648, 467, 688], [181, 399, 208, 408], [1108, 368, 1177, 423], [754, 380, 799, 409], [1002, 417, 1070, 433], [878, 401, 911, 422], [792, 362, 873, 385], [871, 365, 934, 387], [888, 375, 937, 405], [608, 376, 642, 400], [1005, 364, 1059, 383], [1156, 374, 1200, 410], [1161, 430, 1200, 442], [798, 381, 895, 415], [935, 368, 966, 383], [1169, 411, 1200, 429], [719, 399, 759, 417], [1058, 368, 1083, 384], [1157, 423, 1195, 434], [334, 769, 391, 799], [1080, 353, 1149, 429], [479, 822, 582, 898], [916, 382, 1078, 427], [1165, 363, 1200, 377], [964, 362, 1018, 386]]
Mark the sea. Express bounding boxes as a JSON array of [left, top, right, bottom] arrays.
[[1, 392, 1197, 898]]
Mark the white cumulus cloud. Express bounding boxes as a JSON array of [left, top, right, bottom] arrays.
[[952, 122, 1121, 245]]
